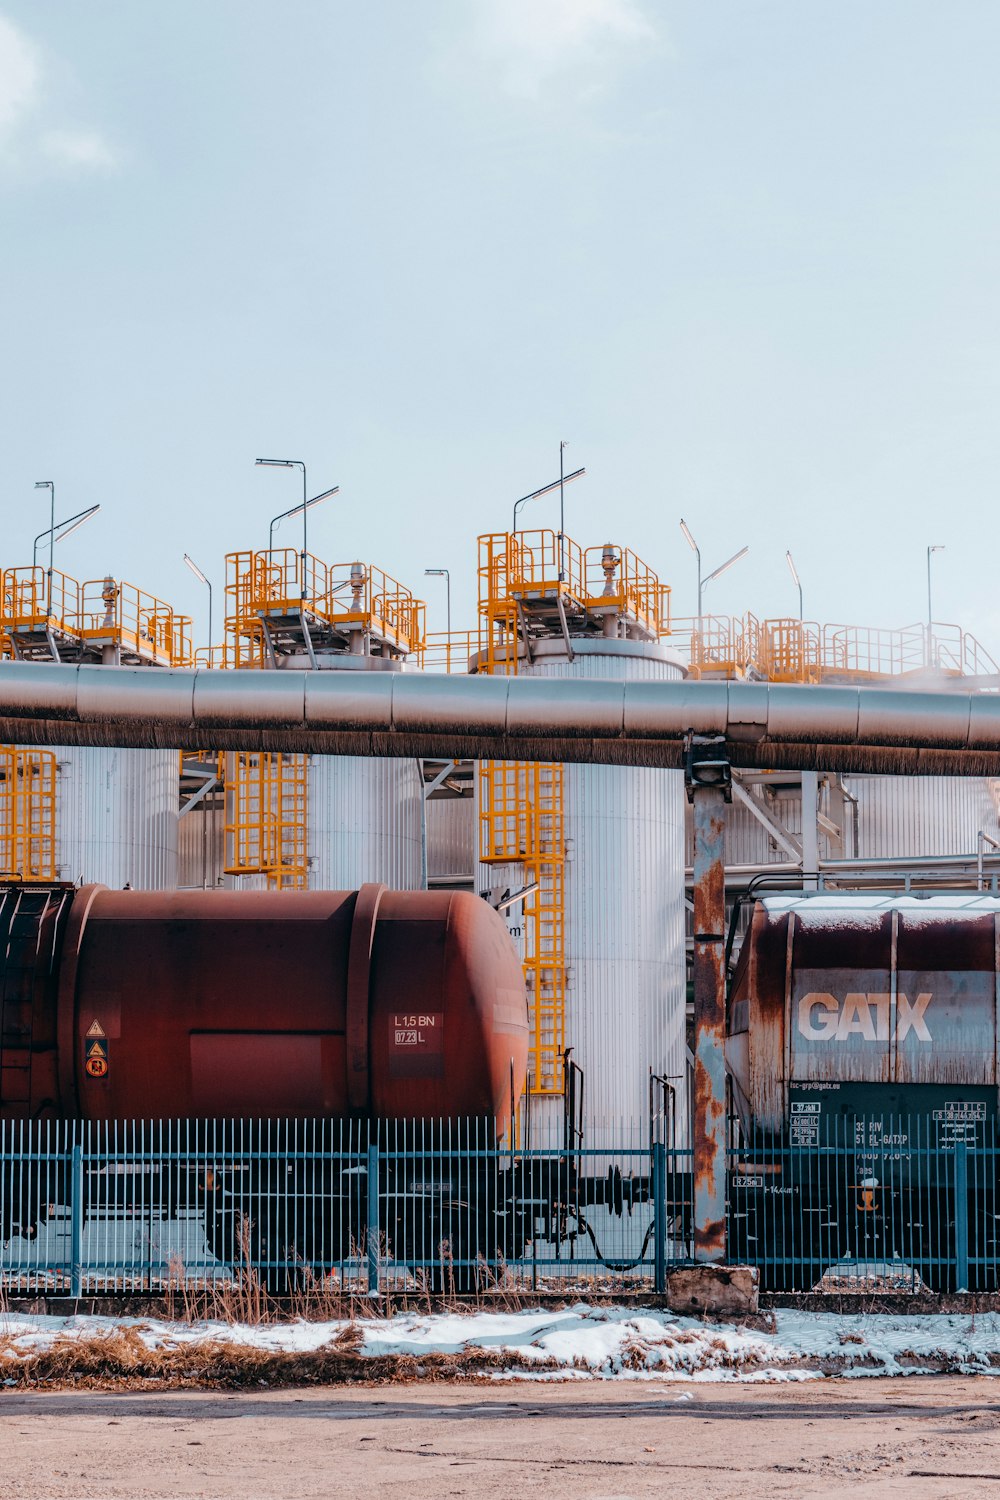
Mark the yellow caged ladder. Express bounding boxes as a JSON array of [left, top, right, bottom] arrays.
[[477, 532, 568, 1096], [0, 748, 57, 882], [224, 751, 309, 890]]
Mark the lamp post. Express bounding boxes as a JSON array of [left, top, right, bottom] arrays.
[[679, 520, 749, 623], [34, 481, 55, 616], [33, 504, 100, 566], [183, 553, 213, 659], [679, 519, 701, 624], [266, 486, 340, 556], [255, 459, 310, 601], [425, 568, 451, 671], [927, 544, 944, 667], [786, 550, 803, 622], [512, 466, 585, 533], [558, 440, 567, 582]]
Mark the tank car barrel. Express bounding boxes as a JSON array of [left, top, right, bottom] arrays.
[[0, 882, 528, 1132]]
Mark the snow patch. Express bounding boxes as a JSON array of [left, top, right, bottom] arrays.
[[2, 1305, 1000, 1381]]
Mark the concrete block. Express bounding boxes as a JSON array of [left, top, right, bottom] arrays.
[[666, 1264, 759, 1318]]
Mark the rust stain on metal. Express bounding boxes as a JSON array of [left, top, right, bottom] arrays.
[[690, 790, 728, 1263]]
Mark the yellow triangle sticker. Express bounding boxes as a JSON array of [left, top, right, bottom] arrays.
[[86, 1020, 106, 1038]]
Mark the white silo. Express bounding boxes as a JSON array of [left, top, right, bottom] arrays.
[[54, 746, 179, 889], [474, 533, 687, 1139], [307, 748, 424, 890], [503, 639, 686, 1135]]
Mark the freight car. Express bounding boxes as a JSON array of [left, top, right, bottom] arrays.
[[727, 893, 1000, 1288], [0, 883, 646, 1287]]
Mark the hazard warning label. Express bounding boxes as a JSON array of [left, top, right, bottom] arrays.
[[84, 1032, 109, 1079]]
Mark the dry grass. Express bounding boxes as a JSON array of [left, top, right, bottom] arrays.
[[0, 1326, 558, 1391], [157, 1223, 533, 1327]]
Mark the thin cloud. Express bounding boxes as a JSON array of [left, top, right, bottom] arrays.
[[0, 11, 118, 173], [450, 0, 658, 101], [0, 13, 40, 132], [41, 128, 117, 171]]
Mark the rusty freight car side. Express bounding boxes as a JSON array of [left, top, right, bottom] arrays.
[[727, 894, 1000, 1133]]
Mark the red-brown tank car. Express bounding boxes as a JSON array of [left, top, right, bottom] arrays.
[[0, 883, 528, 1133]]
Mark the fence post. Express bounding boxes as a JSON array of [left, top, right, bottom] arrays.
[[954, 1139, 969, 1293], [652, 1141, 666, 1294], [366, 1141, 380, 1295], [70, 1142, 84, 1300]]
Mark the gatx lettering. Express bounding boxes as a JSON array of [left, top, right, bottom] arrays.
[[797, 992, 932, 1043]]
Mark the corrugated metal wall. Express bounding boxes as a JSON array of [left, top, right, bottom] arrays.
[[850, 775, 998, 859], [425, 797, 474, 884], [178, 802, 224, 888], [54, 747, 178, 889], [307, 756, 424, 890]]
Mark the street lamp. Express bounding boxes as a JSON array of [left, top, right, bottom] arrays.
[[786, 550, 803, 622], [183, 553, 213, 657], [33, 504, 100, 566], [424, 569, 451, 636], [679, 519, 701, 624], [512, 466, 585, 533], [679, 520, 749, 622], [266, 485, 340, 555], [927, 544, 944, 666], [34, 481, 55, 616], [256, 459, 309, 601]]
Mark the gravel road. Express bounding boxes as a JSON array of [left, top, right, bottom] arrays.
[[3, 1378, 1000, 1498]]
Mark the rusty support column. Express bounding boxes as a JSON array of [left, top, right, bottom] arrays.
[[685, 733, 731, 1263]]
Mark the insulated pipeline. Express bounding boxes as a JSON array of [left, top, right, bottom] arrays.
[[2, 662, 1000, 774]]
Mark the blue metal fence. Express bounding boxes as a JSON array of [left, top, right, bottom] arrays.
[[0, 1119, 692, 1296], [730, 1111, 998, 1293], [1, 1113, 995, 1296]]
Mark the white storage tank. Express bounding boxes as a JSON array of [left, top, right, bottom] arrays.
[[478, 637, 687, 1136], [307, 754, 424, 890], [54, 747, 179, 889]]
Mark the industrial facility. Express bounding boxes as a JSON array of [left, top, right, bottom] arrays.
[[3, 520, 1000, 1293]]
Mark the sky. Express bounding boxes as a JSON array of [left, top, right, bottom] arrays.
[[2, 1, 999, 657]]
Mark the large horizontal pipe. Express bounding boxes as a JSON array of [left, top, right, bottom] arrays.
[[3, 662, 1000, 774]]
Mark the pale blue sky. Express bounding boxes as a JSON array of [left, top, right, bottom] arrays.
[[2, 2, 999, 654]]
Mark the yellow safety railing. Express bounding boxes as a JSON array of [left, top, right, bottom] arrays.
[[1, 566, 83, 638], [423, 631, 477, 674], [0, 568, 191, 666], [680, 615, 999, 683], [225, 551, 425, 662], [224, 751, 309, 890], [583, 544, 671, 639], [324, 561, 426, 660], [0, 747, 57, 882]]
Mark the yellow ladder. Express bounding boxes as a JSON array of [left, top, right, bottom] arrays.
[[478, 753, 566, 1096], [0, 748, 57, 882], [224, 751, 309, 889]]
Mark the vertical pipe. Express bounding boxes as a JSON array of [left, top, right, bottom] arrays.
[[954, 1138, 969, 1293], [70, 1139, 84, 1299], [691, 784, 728, 1262], [800, 771, 819, 891], [653, 1140, 666, 1293], [366, 1140, 380, 1295]]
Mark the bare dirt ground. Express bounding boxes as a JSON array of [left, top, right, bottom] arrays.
[[3, 1378, 1000, 1499]]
